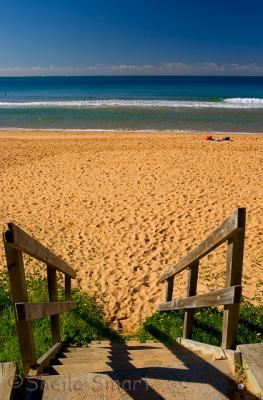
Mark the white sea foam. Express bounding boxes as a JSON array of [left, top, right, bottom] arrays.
[[0, 98, 263, 109], [0, 127, 261, 135], [224, 97, 263, 105]]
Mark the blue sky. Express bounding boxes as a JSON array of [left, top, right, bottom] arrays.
[[0, 0, 263, 76]]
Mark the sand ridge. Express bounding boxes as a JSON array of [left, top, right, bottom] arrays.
[[0, 131, 262, 331]]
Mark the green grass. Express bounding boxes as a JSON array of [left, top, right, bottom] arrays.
[[130, 303, 263, 345], [0, 270, 117, 372], [1, 270, 262, 373]]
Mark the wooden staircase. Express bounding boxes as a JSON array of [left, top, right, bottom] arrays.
[[2, 210, 261, 398], [24, 340, 240, 400]]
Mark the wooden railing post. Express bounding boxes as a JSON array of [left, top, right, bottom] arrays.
[[47, 266, 60, 343], [3, 223, 76, 375], [4, 244, 37, 374], [183, 261, 199, 339], [222, 209, 245, 349], [65, 276, 71, 301], [158, 208, 246, 348], [165, 277, 174, 302]]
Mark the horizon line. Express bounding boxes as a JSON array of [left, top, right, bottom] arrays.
[[1, 74, 263, 78]]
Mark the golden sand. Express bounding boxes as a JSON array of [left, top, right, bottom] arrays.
[[0, 130, 262, 331]]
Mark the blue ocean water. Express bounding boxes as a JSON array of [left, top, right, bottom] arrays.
[[0, 76, 263, 132]]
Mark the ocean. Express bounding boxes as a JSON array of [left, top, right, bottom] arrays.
[[0, 76, 263, 132]]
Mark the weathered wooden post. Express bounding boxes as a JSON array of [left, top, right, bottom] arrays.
[[221, 208, 246, 349], [165, 276, 174, 302], [47, 266, 60, 343], [3, 232, 37, 374], [3, 222, 76, 375], [183, 261, 199, 339], [65, 275, 71, 301], [158, 208, 246, 349]]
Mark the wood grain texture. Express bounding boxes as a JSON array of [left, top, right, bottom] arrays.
[[0, 362, 16, 400], [4, 223, 76, 278], [183, 262, 199, 339], [65, 275, 71, 301], [47, 266, 60, 343], [236, 343, 263, 397], [158, 285, 241, 311], [34, 343, 63, 375], [160, 208, 246, 282], [165, 277, 174, 302], [3, 242, 37, 374], [15, 301, 75, 321], [222, 223, 245, 349]]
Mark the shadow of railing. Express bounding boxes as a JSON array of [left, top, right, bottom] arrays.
[[13, 333, 259, 399], [99, 329, 259, 399]]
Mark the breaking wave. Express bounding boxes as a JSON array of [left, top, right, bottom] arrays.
[[0, 98, 263, 109]]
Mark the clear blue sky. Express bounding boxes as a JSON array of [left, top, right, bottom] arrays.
[[1, 0, 263, 75]]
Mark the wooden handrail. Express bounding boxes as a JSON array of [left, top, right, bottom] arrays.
[[4, 223, 76, 278], [158, 208, 246, 350], [159, 208, 245, 282], [3, 223, 77, 375], [36, 343, 62, 374], [15, 301, 75, 321], [158, 285, 242, 311]]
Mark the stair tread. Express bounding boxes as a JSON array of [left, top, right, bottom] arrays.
[[58, 351, 209, 364], [40, 373, 146, 400], [52, 356, 209, 373], [68, 342, 173, 350], [39, 360, 235, 400], [62, 348, 195, 356], [31, 342, 236, 399]]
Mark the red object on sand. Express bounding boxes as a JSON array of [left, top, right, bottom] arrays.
[[203, 135, 213, 141]]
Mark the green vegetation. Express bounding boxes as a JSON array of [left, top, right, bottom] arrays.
[[0, 270, 262, 373], [130, 303, 263, 345], [0, 270, 117, 372]]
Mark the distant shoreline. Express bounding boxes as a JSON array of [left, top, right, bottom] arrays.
[[0, 128, 262, 136], [1, 76, 263, 132]]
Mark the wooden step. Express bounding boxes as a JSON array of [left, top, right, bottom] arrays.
[[58, 349, 208, 364], [52, 354, 208, 374], [68, 341, 171, 350], [62, 347, 195, 358], [237, 343, 263, 398], [58, 353, 205, 365], [39, 359, 236, 400], [39, 373, 143, 400], [65, 342, 195, 355], [62, 343, 211, 363], [37, 342, 238, 399], [0, 363, 16, 400]]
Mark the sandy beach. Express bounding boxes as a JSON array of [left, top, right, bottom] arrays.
[[0, 130, 262, 332]]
